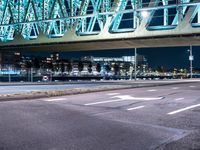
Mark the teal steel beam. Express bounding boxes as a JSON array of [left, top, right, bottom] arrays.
[[198, 5, 200, 23], [111, 0, 129, 31], [1, 1, 200, 24], [0, 0, 200, 42], [162, 0, 168, 26], [172, 0, 190, 25]]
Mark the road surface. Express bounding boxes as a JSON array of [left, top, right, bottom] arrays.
[[0, 82, 200, 150]]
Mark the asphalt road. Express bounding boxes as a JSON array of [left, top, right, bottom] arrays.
[[0, 82, 200, 150]]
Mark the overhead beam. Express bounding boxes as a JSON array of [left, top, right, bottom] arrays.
[[1, 34, 200, 51]]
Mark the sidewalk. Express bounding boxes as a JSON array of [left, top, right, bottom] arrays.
[[0, 78, 200, 86], [0, 79, 199, 101]]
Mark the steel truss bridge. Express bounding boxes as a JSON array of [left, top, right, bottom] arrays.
[[0, 0, 200, 51]]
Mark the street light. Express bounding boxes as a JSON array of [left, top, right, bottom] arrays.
[[129, 48, 137, 81], [134, 48, 137, 81], [188, 45, 193, 79]]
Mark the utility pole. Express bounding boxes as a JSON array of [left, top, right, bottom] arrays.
[[134, 48, 137, 81], [129, 48, 137, 80], [8, 67, 11, 83], [129, 65, 133, 80], [188, 45, 193, 79], [31, 68, 33, 82], [50, 70, 53, 82]]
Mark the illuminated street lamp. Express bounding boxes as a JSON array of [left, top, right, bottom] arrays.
[[188, 45, 193, 79], [129, 48, 137, 81], [134, 48, 137, 81]]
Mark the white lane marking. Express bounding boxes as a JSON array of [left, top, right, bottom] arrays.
[[172, 87, 179, 90], [84, 95, 164, 106], [84, 99, 128, 106], [168, 104, 200, 115], [127, 106, 145, 111], [44, 98, 66, 102], [147, 89, 157, 92], [106, 93, 120, 96], [189, 86, 196, 88], [112, 95, 164, 101], [175, 98, 184, 101], [111, 95, 135, 100]]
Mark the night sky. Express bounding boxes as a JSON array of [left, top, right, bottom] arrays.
[[24, 46, 200, 69]]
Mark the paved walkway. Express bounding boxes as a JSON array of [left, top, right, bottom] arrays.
[[0, 79, 200, 101]]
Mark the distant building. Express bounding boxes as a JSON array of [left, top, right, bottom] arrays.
[[0, 51, 21, 69], [50, 52, 59, 61], [91, 55, 146, 64], [89, 55, 148, 76], [0, 51, 149, 77]]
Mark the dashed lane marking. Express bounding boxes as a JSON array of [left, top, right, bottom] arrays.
[[172, 87, 179, 90], [175, 98, 184, 101], [111, 95, 164, 101], [168, 104, 200, 115], [189, 86, 196, 88], [127, 106, 145, 111], [43, 98, 67, 102], [147, 89, 157, 92], [106, 93, 120, 96], [111, 95, 135, 100]]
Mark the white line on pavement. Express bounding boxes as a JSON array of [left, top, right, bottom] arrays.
[[172, 87, 179, 90], [168, 104, 200, 115], [84, 95, 164, 106], [84, 99, 127, 105], [189, 86, 196, 88], [111, 95, 133, 100], [112, 95, 164, 101], [43, 98, 67, 102], [175, 98, 184, 101], [147, 89, 157, 92], [106, 93, 120, 96], [127, 106, 145, 111]]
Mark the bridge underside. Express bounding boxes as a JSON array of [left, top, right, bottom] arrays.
[[1, 0, 200, 51], [1, 34, 200, 51]]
